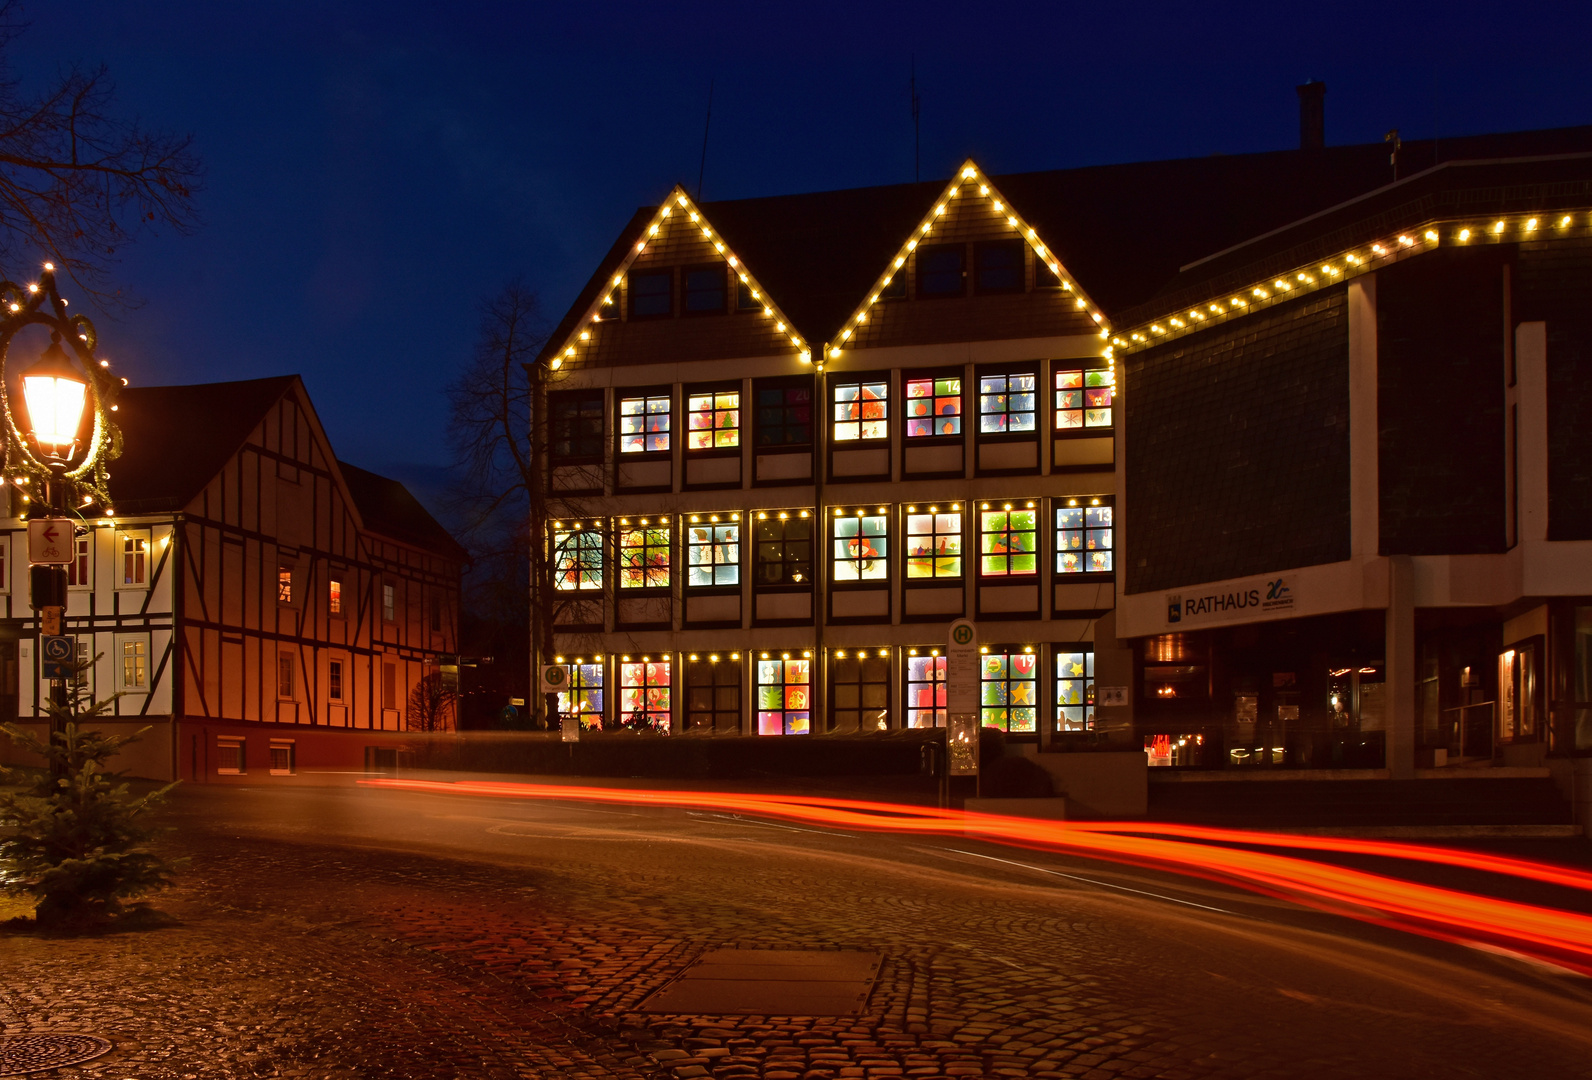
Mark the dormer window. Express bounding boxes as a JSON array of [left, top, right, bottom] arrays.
[[975, 240, 1024, 294], [916, 244, 966, 298], [684, 265, 726, 315], [629, 270, 672, 319]]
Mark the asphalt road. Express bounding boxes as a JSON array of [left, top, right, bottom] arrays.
[[5, 779, 1592, 1079]]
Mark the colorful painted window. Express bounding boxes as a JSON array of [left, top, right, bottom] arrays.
[[755, 379, 812, 447], [904, 376, 961, 437], [756, 656, 811, 735], [552, 527, 603, 591], [558, 661, 605, 730], [978, 372, 1037, 433], [833, 380, 888, 441], [617, 519, 670, 589], [832, 511, 888, 582], [1055, 369, 1113, 430], [979, 504, 1038, 576], [619, 659, 671, 734], [905, 652, 946, 728], [982, 649, 1038, 733], [328, 578, 343, 615], [687, 515, 740, 587], [1056, 501, 1113, 574], [687, 658, 741, 732], [754, 511, 812, 586], [687, 391, 740, 449], [1056, 649, 1096, 732], [618, 393, 670, 453], [830, 650, 890, 732], [905, 510, 962, 579]]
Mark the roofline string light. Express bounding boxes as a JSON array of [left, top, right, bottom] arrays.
[[821, 159, 1116, 386], [1115, 210, 1591, 355], [546, 183, 811, 372]]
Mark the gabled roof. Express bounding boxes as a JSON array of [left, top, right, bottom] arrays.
[[111, 375, 299, 514], [541, 124, 1592, 360], [338, 460, 468, 562]]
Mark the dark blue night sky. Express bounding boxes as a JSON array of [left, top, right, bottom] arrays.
[[17, 1, 1592, 509]]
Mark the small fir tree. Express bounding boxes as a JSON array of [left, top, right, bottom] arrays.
[[0, 662, 179, 929]]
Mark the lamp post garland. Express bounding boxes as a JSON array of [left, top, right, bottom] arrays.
[[0, 266, 122, 510]]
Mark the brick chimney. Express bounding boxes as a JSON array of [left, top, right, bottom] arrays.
[[1296, 80, 1326, 150]]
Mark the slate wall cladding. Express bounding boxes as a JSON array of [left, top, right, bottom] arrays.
[[1377, 247, 1507, 555], [1515, 236, 1592, 540], [1125, 289, 1350, 595]]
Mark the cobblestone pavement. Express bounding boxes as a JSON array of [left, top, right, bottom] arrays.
[[4, 783, 1592, 1079]]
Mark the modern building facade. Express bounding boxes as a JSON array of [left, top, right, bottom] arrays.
[[0, 376, 465, 781]]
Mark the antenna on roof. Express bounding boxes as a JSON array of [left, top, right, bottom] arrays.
[[910, 56, 921, 183], [696, 78, 714, 200]]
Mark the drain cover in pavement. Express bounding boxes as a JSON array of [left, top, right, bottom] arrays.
[[0, 1034, 113, 1076], [641, 948, 882, 1015]]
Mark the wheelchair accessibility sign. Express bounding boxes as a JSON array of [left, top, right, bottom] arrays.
[[41, 634, 74, 679]]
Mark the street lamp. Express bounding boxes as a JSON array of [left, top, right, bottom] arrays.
[[20, 335, 88, 459]]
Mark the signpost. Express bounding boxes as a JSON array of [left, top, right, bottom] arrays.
[[27, 518, 74, 565], [945, 619, 980, 778], [41, 634, 73, 679]]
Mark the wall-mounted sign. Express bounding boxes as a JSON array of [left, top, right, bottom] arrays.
[[539, 664, 569, 695], [1098, 685, 1128, 707], [1166, 574, 1296, 627], [946, 618, 978, 716]]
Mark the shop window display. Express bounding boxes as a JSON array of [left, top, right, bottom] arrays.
[[616, 519, 670, 589], [905, 651, 946, 728], [981, 649, 1038, 733], [756, 656, 811, 735], [1055, 650, 1095, 731], [833, 380, 888, 441], [1056, 500, 1113, 574], [686, 515, 740, 586], [552, 527, 603, 591], [558, 661, 604, 730], [978, 372, 1037, 433], [1055, 369, 1113, 430], [904, 376, 961, 437], [833, 511, 888, 582], [618, 393, 671, 453], [619, 659, 671, 734], [979, 504, 1037, 576], [687, 391, 740, 449], [905, 509, 962, 579]]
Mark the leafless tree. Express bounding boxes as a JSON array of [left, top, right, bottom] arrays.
[[406, 672, 457, 733], [0, 3, 202, 301]]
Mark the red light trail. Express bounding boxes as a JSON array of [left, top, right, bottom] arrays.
[[360, 778, 1592, 977]]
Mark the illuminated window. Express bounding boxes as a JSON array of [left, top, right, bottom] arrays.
[[618, 393, 670, 453], [687, 658, 741, 733], [120, 533, 147, 587], [905, 652, 946, 728], [118, 637, 147, 692], [628, 269, 671, 319], [619, 658, 671, 733], [1055, 649, 1096, 732], [978, 372, 1037, 433], [1056, 500, 1113, 575], [617, 519, 670, 589], [756, 656, 810, 735], [549, 390, 605, 461], [917, 244, 965, 297], [830, 650, 889, 732], [328, 577, 343, 615], [975, 240, 1024, 294], [277, 565, 293, 603], [552, 527, 603, 591], [754, 377, 812, 447], [754, 512, 812, 586], [979, 505, 1038, 576], [687, 391, 740, 450], [683, 265, 725, 315], [832, 511, 888, 582], [981, 649, 1038, 733], [904, 376, 961, 437], [687, 516, 739, 586], [904, 510, 962, 579], [1055, 368, 1113, 430], [558, 661, 604, 730], [67, 534, 90, 588], [382, 582, 396, 621], [832, 379, 888, 441]]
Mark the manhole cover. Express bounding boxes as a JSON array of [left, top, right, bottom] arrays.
[[641, 948, 882, 1015], [0, 1034, 113, 1076]]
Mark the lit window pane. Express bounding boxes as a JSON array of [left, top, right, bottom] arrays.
[[979, 373, 1036, 433], [1055, 650, 1095, 732], [904, 376, 960, 438], [619, 659, 671, 734], [553, 529, 604, 590], [833, 381, 889, 441], [687, 521, 740, 586], [905, 512, 961, 578], [687, 392, 739, 449], [618, 394, 671, 453], [558, 663, 604, 729], [905, 654, 947, 728], [1057, 503, 1112, 574], [981, 650, 1038, 733], [832, 514, 888, 581], [617, 523, 671, 589], [979, 509, 1037, 576], [756, 657, 810, 735]]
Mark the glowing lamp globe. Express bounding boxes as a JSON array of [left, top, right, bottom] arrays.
[[21, 336, 87, 457]]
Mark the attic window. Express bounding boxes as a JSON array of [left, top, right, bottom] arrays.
[[916, 244, 965, 298], [629, 270, 672, 319], [684, 265, 726, 315], [975, 240, 1024, 295]]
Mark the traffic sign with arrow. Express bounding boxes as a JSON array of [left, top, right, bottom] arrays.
[[28, 518, 74, 565]]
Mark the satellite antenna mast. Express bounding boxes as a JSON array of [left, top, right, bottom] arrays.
[[910, 57, 921, 182], [697, 78, 715, 199]]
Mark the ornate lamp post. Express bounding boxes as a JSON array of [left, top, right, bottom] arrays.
[[0, 265, 122, 763]]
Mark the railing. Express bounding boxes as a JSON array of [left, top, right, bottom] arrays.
[[1443, 701, 1495, 759]]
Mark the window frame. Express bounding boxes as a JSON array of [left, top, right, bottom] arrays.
[[977, 500, 1041, 581], [915, 242, 967, 299], [755, 652, 812, 735], [753, 374, 814, 451], [557, 658, 605, 730], [902, 504, 964, 584], [829, 372, 891, 445], [974, 239, 1025, 295], [1053, 362, 1115, 437], [268, 739, 296, 777], [216, 737, 246, 775], [829, 507, 891, 589], [551, 523, 605, 592], [627, 268, 673, 320], [615, 516, 671, 591], [685, 512, 741, 590], [66, 532, 91, 590], [548, 389, 606, 465], [901, 368, 963, 441], [328, 656, 347, 703], [382, 581, 397, 621], [615, 385, 673, 457], [681, 262, 727, 317], [116, 530, 150, 590], [686, 655, 742, 732], [683, 381, 742, 455], [974, 363, 1041, 443], [328, 575, 344, 617], [277, 563, 294, 605], [828, 648, 891, 732], [1055, 496, 1114, 579], [752, 509, 814, 590], [277, 649, 296, 700], [979, 645, 1040, 736], [617, 656, 672, 733], [1053, 646, 1097, 734], [904, 649, 947, 729], [114, 632, 150, 694]]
